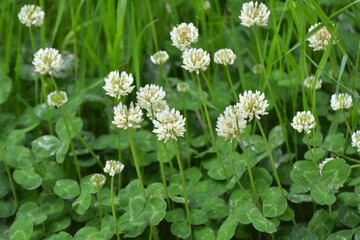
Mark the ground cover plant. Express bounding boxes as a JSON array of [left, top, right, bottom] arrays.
[[1, 0, 360, 239]]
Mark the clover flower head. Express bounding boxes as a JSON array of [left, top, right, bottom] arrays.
[[352, 131, 360, 153], [33, 48, 63, 75], [91, 173, 106, 187], [216, 105, 247, 142], [112, 102, 143, 129], [170, 22, 199, 51], [136, 84, 167, 115], [238, 90, 269, 121], [252, 64, 262, 74], [103, 71, 135, 99], [177, 82, 190, 93], [330, 93, 352, 111], [153, 108, 186, 143], [150, 51, 169, 65], [308, 23, 336, 51], [146, 101, 169, 120], [239, 1, 270, 27], [18, 5, 45, 27], [181, 48, 210, 74], [52, 51, 76, 78], [290, 111, 316, 134], [304, 76, 322, 90], [103, 160, 124, 177], [204, 1, 211, 11], [214, 49, 236, 66], [47, 91, 67, 108]]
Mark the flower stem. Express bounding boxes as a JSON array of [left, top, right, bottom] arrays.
[[304, 133, 315, 165], [127, 128, 147, 200], [156, 140, 172, 209], [111, 176, 120, 240], [200, 71, 221, 111], [60, 108, 81, 181], [224, 66, 238, 102], [229, 141, 243, 190], [341, 110, 352, 135], [161, 65, 177, 109], [172, 141, 192, 235], [163, 143, 176, 175], [196, 74, 229, 181], [117, 129, 122, 193], [0, 144, 18, 208], [181, 92, 191, 168], [351, 164, 360, 169], [63, 106, 104, 169], [256, 118, 298, 229], [98, 186, 103, 223]]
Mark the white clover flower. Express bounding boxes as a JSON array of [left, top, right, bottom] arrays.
[[33, 48, 63, 75], [91, 173, 106, 187], [150, 51, 169, 65], [318, 157, 336, 175], [214, 49, 236, 66], [304, 76, 322, 90], [103, 71, 135, 99], [252, 64, 262, 74], [182, 48, 210, 74], [170, 22, 199, 51], [238, 90, 269, 121], [352, 131, 360, 152], [290, 111, 316, 134], [330, 93, 353, 111], [137, 84, 167, 115], [146, 101, 169, 121], [239, 1, 270, 28], [216, 105, 247, 142], [153, 108, 186, 143], [47, 91, 67, 108], [52, 51, 76, 78], [204, 1, 211, 11], [177, 82, 190, 93], [308, 23, 336, 51], [18, 5, 45, 27], [103, 160, 124, 177], [112, 102, 143, 129]]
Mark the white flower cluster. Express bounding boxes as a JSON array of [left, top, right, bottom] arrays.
[[238, 90, 269, 121], [103, 160, 124, 177], [239, 1, 270, 27], [330, 93, 352, 111], [170, 22, 199, 51], [150, 51, 169, 65], [214, 49, 236, 66], [252, 64, 262, 74], [177, 82, 190, 93], [153, 108, 186, 143], [47, 91, 68, 108], [352, 131, 360, 152], [103, 71, 135, 99], [291, 111, 316, 134], [18, 5, 45, 27], [136, 84, 168, 119], [91, 173, 106, 187], [112, 102, 143, 129], [304, 76, 322, 90], [308, 23, 336, 51], [216, 105, 247, 142], [182, 48, 210, 74], [33, 48, 63, 75]]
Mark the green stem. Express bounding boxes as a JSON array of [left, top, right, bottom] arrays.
[[63, 106, 104, 169], [161, 65, 177, 109], [224, 66, 238, 102], [256, 119, 298, 229], [172, 141, 192, 234], [182, 92, 191, 168], [238, 133, 261, 211], [229, 141, 244, 190], [127, 128, 147, 200], [49, 75, 59, 92], [60, 108, 81, 181], [111, 176, 120, 240], [304, 133, 315, 165], [163, 143, 176, 175], [98, 186, 103, 223], [351, 164, 360, 169], [328, 204, 332, 216], [341, 155, 360, 164], [341, 110, 352, 135], [117, 129, 122, 193], [196, 74, 229, 181], [156, 140, 172, 209], [0, 145, 18, 208], [200, 71, 220, 112]]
